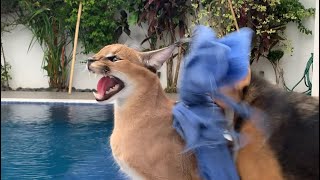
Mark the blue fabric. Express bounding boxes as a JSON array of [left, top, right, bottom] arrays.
[[173, 25, 253, 180]]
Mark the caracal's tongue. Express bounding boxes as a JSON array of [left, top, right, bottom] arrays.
[[97, 77, 112, 96]]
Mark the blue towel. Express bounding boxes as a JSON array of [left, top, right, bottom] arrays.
[[173, 25, 253, 180]]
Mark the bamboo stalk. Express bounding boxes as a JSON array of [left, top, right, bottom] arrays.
[[227, 0, 239, 31], [68, 2, 82, 94]]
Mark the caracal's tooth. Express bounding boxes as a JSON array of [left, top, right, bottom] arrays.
[[93, 92, 103, 99]]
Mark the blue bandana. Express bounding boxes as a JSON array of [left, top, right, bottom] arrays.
[[173, 25, 253, 180]]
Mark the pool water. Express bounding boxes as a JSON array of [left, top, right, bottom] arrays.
[[1, 103, 124, 180]]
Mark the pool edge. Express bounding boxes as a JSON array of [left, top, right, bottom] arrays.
[[1, 98, 113, 105]]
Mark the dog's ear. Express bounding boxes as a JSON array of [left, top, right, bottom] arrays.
[[215, 68, 251, 109], [236, 68, 251, 91], [139, 45, 176, 70]]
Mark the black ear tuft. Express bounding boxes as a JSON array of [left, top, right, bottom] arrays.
[[145, 65, 157, 73]]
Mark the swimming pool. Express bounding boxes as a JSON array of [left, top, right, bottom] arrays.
[[1, 103, 124, 180]]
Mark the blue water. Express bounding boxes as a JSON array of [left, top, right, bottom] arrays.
[[1, 103, 125, 180]]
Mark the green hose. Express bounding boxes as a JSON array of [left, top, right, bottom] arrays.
[[283, 53, 313, 95]]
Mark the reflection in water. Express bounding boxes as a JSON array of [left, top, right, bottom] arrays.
[[1, 104, 124, 180]]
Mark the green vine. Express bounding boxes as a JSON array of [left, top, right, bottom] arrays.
[[65, 0, 131, 54], [128, 0, 191, 93], [190, 0, 314, 90], [1, 63, 12, 86], [198, 0, 315, 63], [1, 0, 315, 91]]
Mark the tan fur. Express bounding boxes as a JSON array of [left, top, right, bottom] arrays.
[[88, 44, 287, 180], [89, 44, 200, 180], [236, 120, 284, 180], [214, 68, 285, 179], [215, 68, 251, 108]]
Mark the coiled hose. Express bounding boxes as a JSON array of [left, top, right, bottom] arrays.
[[284, 53, 313, 95]]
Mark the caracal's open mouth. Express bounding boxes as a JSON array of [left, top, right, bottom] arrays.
[[93, 75, 125, 101]]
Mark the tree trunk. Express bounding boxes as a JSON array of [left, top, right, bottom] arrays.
[[166, 56, 173, 88], [1, 41, 10, 88], [165, 33, 176, 92], [173, 46, 183, 87]]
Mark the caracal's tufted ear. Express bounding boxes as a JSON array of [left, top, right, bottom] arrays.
[[139, 38, 190, 70], [139, 45, 176, 70]]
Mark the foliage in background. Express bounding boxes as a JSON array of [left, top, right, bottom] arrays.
[[200, 0, 314, 63], [1, 0, 19, 14], [1, 0, 19, 88], [65, 0, 131, 54], [66, 0, 313, 91], [267, 50, 284, 85], [50, 0, 192, 92], [1, 39, 12, 88], [1, 0, 19, 33], [1, 63, 12, 87], [17, 0, 72, 89], [193, 0, 314, 89], [128, 0, 191, 92], [129, 0, 191, 48], [1, 0, 316, 92]]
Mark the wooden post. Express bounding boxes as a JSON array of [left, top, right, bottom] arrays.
[[68, 2, 82, 94], [227, 0, 239, 31]]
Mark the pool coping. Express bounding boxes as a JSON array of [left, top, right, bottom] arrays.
[[1, 98, 110, 105], [1, 91, 178, 105]]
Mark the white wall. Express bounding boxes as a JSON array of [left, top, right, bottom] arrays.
[[312, 0, 319, 96], [1, 24, 49, 88], [251, 0, 316, 92], [65, 44, 97, 90], [1, 0, 317, 93]]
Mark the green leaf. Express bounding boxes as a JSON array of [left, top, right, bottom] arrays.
[[128, 12, 138, 26], [267, 50, 284, 62]]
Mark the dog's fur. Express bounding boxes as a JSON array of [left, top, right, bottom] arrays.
[[88, 44, 319, 180], [236, 75, 319, 180]]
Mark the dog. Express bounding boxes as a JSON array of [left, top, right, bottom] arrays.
[[87, 44, 319, 180], [235, 74, 319, 180]]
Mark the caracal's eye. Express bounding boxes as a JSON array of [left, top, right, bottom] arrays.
[[105, 55, 121, 62]]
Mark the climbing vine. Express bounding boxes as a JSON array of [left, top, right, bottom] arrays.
[[190, 0, 315, 89], [1, 0, 315, 92], [65, 0, 131, 54], [196, 0, 314, 63], [128, 0, 191, 92]]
